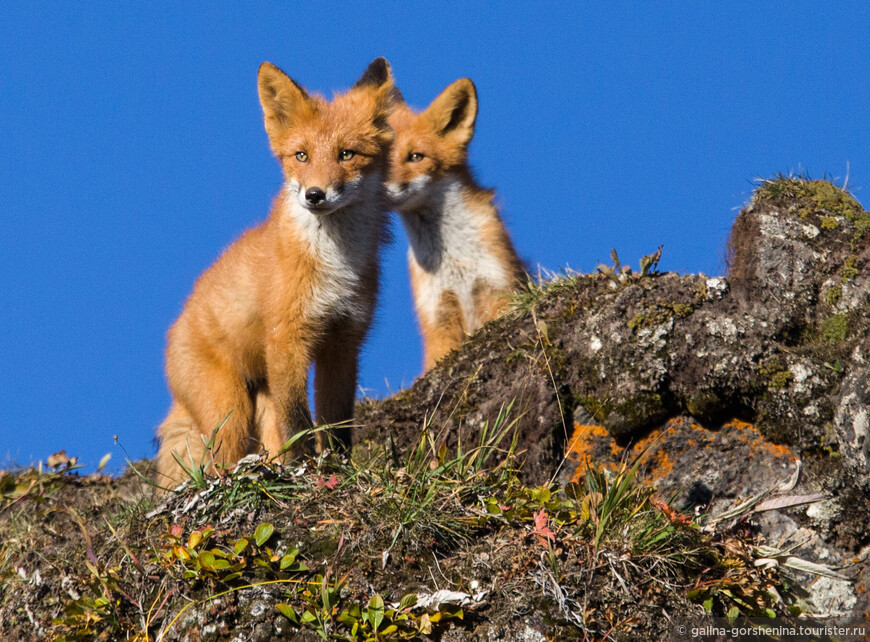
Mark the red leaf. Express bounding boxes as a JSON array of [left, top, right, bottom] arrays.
[[532, 509, 556, 548], [315, 474, 340, 490], [654, 500, 693, 526]]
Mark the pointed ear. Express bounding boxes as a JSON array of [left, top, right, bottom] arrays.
[[257, 62, 314, 142], [424, 78, 478, 146], [352, 57, 401, 112], [353, 57, 392, 90]]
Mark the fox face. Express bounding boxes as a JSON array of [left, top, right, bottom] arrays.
[[258, 60, 396, 216], [387, 78, 478, 210]]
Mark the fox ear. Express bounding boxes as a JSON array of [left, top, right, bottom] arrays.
[[352, 57, 401, 112], [424, 78, 478, 146], [353, 57, 392, 90], [257, 62, 314, 141]]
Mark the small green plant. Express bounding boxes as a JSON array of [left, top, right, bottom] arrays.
[[52, 525, 147, 641], [596, 246, 663, 285], [824, 359, 843, 374], [0, 451, 86, 513], [578, 450, 693, 554], [362, 400, 522, 557], [170, 420, 226, 491], [278, 587, 463, 641], [639, 245, 663, 276], [159, 522, 307, 586]]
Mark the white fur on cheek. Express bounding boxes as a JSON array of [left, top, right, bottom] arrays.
[[391, 174, 433, 210], [284, 179, 301, 200], [325, 175, 363, 210], [282, 179, 310, 210], [386, 182, 403, 201]]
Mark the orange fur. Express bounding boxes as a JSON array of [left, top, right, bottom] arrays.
[[388, 79, 526, 372], [156, 59, 396, 487]]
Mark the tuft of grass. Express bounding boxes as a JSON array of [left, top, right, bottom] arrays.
[[752, 173, 863, 219], [510, 267, 583, 314], [352, 400, 523, 558], [579, 449, 690, 555]]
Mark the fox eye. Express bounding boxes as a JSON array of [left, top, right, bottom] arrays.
[[408, 152, 425, 163], [339, 150, 356, 161], [294, 151, 308, 162]]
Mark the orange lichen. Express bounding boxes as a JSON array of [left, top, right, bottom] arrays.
[[724, 418, 755, 431], [650, 448, 675, 476], [565, 416, 797, 483], [565, 423, 609, 456], [565, 422, 611, 480], [760, 440, 794, 460]]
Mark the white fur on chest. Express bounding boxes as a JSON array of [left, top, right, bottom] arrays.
[[284, 186, 382, 323], [400, 180, 509, 332]]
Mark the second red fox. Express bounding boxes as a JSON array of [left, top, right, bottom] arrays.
[[388, 78, 526, 372]]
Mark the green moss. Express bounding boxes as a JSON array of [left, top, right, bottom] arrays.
[[628, 299, 695, 332], [580, 391, 667, 440], [759, 356, 792, 390], [693, 279, 709, 304], [853, 212, 870, 236], [769, 370, 793, 390], [684, 391, 723, 420], [819, 313, 849, 344], [820, 215, 839, 230], [841, 255, 859, 282], [671, 303, 694, 317], [628, 309, 672, 332], [825, 285, 842, 306], [846, 208, 870, 251], [578, 394, 610, 424], [806, 180, 863, 217]]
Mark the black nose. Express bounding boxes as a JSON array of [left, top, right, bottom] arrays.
[[305, 187, 326, 205]]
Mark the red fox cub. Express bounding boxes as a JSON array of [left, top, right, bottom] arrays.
[[156, 59, 396, 486], [387, 78, 526, 372]]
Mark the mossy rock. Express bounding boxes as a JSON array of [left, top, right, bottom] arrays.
[[753, 176, 865, 221]]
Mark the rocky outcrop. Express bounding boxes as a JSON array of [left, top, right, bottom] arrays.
[[358, 176, 870, 624], [2, 177, 868, 640], [361, 178, 870, 476]]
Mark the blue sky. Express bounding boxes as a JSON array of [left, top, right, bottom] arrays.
[[2, 4, 869, 473]]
